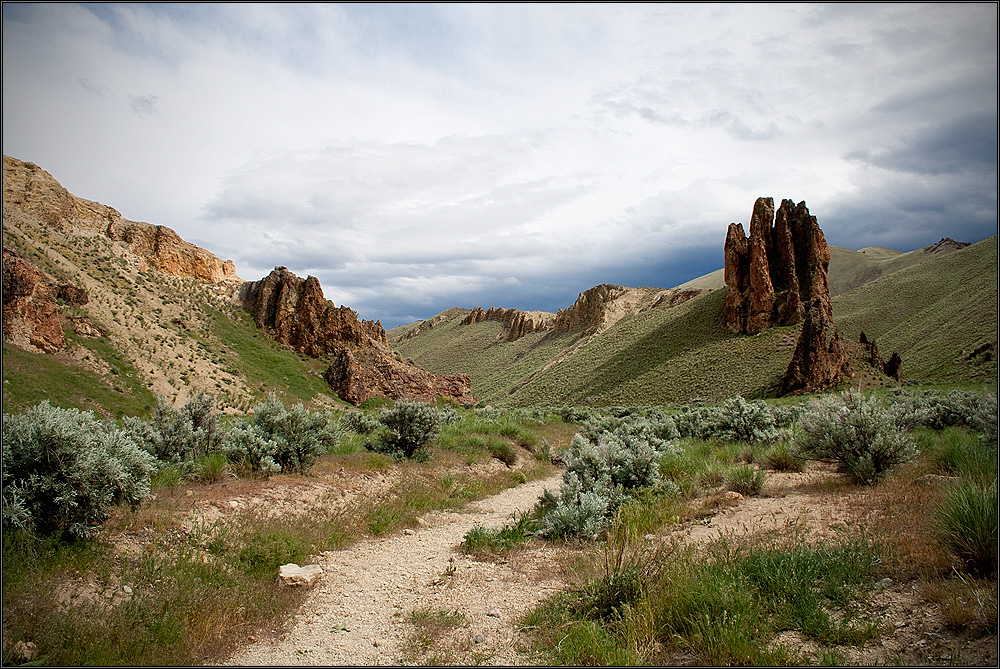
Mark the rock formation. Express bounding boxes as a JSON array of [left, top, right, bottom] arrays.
[[325, 347, 476, 407], [859, 331, 902, 382], [462, 306, 555, 342], [238, 267, 384, 357], [723, 197, 851, 394], [239, 266, 476, 406], [461, 284, 701, 343], [3, 155, 239, 285], [780, 297, 852, 394], [723, 198, 832, 334], [2, 247, 65, 352]]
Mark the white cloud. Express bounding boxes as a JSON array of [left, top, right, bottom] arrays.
[[2, 2, 996, 327]]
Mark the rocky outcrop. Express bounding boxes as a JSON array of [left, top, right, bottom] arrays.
[[2, 247, 64, 352], [461, 285, 701, 342], [552, 284, 700, 337], [859, 331, 902, 382], [462, 306, 556, 342], [238, 267, 384, 357], [3, 155, 239, 284], [723, 197, 851, 394], [723, 198, 832, 334], [240, 266, 475, 406], [780, 297, 852, 394], [325, 347, 476, 407]]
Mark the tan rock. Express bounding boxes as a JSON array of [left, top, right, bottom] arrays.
[[278, 563, 323, 587], [3, 155, 240, 285]]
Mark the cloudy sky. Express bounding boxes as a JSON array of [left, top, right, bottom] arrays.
[[3, 3, 997, 327]]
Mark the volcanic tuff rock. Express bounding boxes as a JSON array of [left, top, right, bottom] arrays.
[[462, 307, 556, 342], [239, 266, 476, 406], [325, 347, 476, 407], [2, 246, 65, 352], [723, 198, 833, 335], [238, 267, 386, 357], [3, 155, 239, 285], [723, 197, 850, 393], [462, 284, 702, 342]]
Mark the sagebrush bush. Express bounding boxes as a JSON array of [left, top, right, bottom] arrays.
[[887, 389, 998, 434], [225, 394, 338, 474], [368, 400, 442, 459], [796, 390, 918, 485], [936, 478, 998, 577], [537, 430, 670, 539], [139, 392, 219, 467], [340, 410, 382, 435], [715, 395, 780, 444], [220, 424, 281, 477], [2, 402, 154, 539]]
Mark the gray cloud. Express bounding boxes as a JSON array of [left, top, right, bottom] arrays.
[[845, 112, 997, 176]]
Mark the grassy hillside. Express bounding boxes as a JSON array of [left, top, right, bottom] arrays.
[[394, 237, 998, 406], [2, 211, 347, 416], [833, 235, 997, 383]]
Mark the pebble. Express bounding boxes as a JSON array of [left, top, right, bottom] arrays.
[[487, 608, 501, 617], [122, 585, 133, 594], [473, 633, 484, 644]]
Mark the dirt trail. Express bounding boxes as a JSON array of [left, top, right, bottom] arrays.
[[224, 472, 566, 666]]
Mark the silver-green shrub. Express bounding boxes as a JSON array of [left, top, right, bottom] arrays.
[[246, 393, 338, 473], [537, 430, 670, 539], [2, 402, 154, 539], [796, 390, 918, 485], [131, 392, 220, 470], [715, 395, 780, 444], [219, 424, 281, 477], [340, 410, 382, 435], [370, 400, 442, 459]]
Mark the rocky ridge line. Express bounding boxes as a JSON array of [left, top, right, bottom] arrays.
[[463, 284, 702, 342], [238, 267, 476, 407], [3, 155, 239, 285]]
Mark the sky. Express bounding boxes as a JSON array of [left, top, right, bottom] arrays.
[[3, 3, 997, 328]]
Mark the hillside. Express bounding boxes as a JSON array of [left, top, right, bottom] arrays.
[[393, 236, 997, 406], [2, 156, 345, 415], [673, 238, 971, 297], [4, 154, 995, 415]]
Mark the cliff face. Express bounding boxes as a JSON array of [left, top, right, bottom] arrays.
[[238, 267, 384, 357], [239, 267, 476, 406], [723, 197, 851, 394], [462, 307, 555, 342], [462, 284, 701, 342], [3, 155, 238, 284], [554, 284, 700, 337]]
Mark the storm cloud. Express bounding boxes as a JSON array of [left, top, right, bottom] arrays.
[[2, 3, 996, 327]]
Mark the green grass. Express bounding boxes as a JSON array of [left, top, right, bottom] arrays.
[[2, 336, 157, 419], [524, 534, 884, 666], [206, 308, 342, 408]]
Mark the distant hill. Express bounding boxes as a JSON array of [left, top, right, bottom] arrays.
[[393, 237, 997, 406], [4, 154, 995, 415]]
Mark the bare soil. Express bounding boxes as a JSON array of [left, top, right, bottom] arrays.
[[209, 462, 996, 666]]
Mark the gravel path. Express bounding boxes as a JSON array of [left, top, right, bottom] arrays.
[[224, 472, 566, 666]]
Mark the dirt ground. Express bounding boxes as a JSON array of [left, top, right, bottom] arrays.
[[203, 461, 997, 666]]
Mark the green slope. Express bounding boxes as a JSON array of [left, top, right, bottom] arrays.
[[833, 236, 997, 383], [394, 237, 998, 406]]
